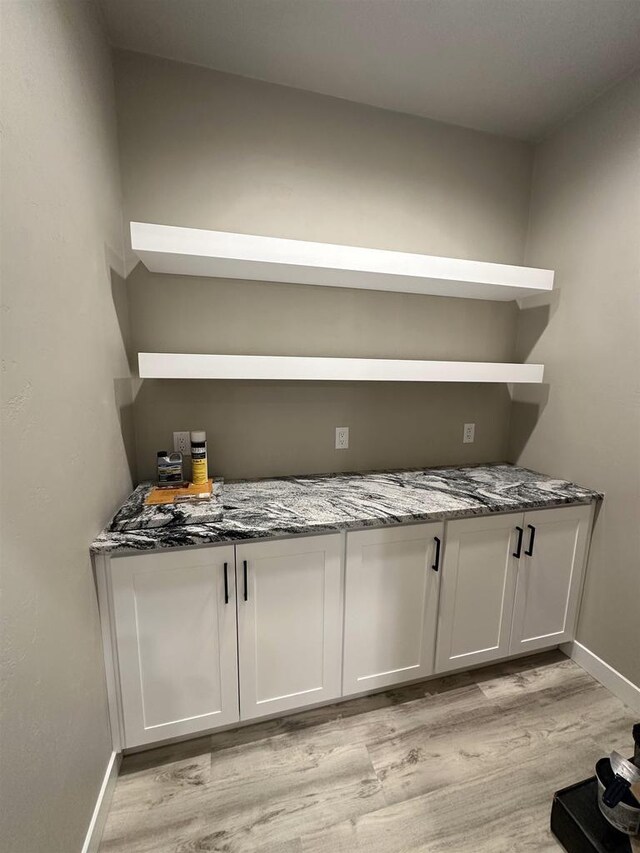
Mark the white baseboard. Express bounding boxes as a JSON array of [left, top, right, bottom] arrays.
[[81, 750, 120, 853], [561, 641, 640, 715]]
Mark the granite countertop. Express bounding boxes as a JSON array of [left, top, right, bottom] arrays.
[[108, 479, 224, 532], [91, 463, 601, 556]]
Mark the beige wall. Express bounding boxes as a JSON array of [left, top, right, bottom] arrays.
[[510, 71, 640, 685], [114, 51, 533, 480], [0, 3, 133, 851]]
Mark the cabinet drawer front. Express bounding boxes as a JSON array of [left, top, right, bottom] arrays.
[[436, 514, 521, 672], [237, 534, 343, 719], [111, 546, 239, 747], [343, 523, 443, 695]]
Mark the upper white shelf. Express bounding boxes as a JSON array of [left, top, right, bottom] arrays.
[[138, 353, 544, 384], [131, 222, 554, 302]]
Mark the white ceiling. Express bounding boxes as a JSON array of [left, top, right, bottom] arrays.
[[99, 0, 640, 140]]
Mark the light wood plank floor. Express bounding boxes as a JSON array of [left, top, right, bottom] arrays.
[[99, 651, 638, 853]]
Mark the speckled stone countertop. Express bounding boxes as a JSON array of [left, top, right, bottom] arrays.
[[108, 479, 224, 532], [91, 463, 601, 556]]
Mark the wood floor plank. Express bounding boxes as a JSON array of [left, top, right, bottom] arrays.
[[101, 742, 384, 853], [105, 753, 212, 814], [206, 681, 434, 755], [100, 652, 638, 853], [368, 706, 548, 805], [247, 840, 303, 853], [474, 651, 579, 703], [496, 669, 637, 751], [175, 835, 304, 853], [301, 735, 600, 853], [120, 737, 214, 776], [366, 676, 624, 808], [339, 683, 496, 751]]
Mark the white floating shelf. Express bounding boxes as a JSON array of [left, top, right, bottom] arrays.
[[131, 222, 554, 302], [138, 353, 544, 384]]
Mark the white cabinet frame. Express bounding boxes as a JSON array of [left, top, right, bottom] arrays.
[[93, 502, 595, 752], [109, 546, 239, 748], [236, 534, 344, 720], [343, 523, 443, 695], [435, 514, 520, 673], [509, 504, 593, 654]]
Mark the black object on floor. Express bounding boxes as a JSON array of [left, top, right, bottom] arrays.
[[551, 773, 635, 852]]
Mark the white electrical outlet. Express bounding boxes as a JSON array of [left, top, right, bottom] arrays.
[[463, 423, 475, 444], [335, 427, 349, 450], [173, 431, 191, 455]]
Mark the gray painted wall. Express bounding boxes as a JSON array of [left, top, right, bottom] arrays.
[[0, 3, 133, 850], [114, 51, 533, 480], [1, 17, 638, 852], [510, 71, 640, 685]]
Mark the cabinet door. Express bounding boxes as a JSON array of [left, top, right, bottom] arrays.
[[111, 546, 239, 747], [510, 504, 592, 654], [436, 513, 521, 673], [343, 523, 443, 696], [236, 534, 343, 720]]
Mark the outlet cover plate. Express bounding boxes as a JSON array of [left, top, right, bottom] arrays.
[[463, 423, 475, 444], [335, 427, 349, 450], [173, 431, 191, 455]]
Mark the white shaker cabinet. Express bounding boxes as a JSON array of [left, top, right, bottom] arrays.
[[435, 514, 520, 673], [101, 501, 595, 750], [236, 534, 344, 720], [110, 546, 239, 748], [436, 505, 593, 674], [342, 523, 443, 695], [509, 504, 592, 654]]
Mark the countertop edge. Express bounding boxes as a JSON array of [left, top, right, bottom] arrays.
[[90, 492, 601, 559]]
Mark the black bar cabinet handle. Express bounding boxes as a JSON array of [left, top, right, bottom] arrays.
[[243, 560, 248, 601], [513, 526, 524, 559], [525, 524, 536, 557], [432, 536, 441, 572], [223, 562, 229, 604]]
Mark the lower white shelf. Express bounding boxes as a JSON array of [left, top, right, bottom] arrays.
[[138, 353, 544, 383]]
